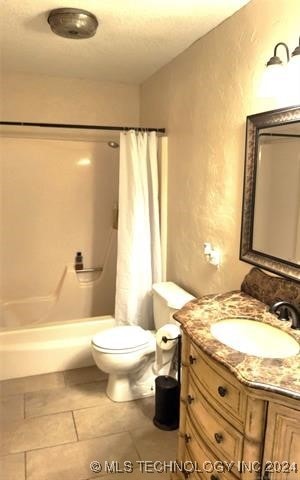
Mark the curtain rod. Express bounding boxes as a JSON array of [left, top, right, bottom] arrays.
[[0, 121, 166, 134], [259, 132, 300, 138]]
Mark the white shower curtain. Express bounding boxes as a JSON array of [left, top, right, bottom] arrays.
[[115, 130, 162, 330]]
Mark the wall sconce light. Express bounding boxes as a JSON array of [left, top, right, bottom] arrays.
[[260, 37, 300, 100], [291, 37, 300, 61], [266, 42, 290, 67]]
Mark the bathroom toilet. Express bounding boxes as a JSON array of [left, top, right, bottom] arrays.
[[91, 282, 194, 402]]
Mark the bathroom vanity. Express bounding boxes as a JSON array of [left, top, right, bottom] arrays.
[[172, 270, 300, 480]]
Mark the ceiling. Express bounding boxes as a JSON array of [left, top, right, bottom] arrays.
[[0, 0, 250, 84]]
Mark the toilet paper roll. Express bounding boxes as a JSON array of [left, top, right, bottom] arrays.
[[156, 323, 180, 351]]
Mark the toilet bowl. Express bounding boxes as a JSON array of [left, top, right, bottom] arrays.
[[92, 325, 156, 401], [91, 282, 195, 402]]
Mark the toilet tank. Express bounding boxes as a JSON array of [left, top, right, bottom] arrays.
[[152, 282, 195, 329]]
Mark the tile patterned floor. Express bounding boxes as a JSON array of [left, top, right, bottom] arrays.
[[0, 366, 178, 479]]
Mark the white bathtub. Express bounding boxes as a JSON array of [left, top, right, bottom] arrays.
[[0, 316, 115, 381]]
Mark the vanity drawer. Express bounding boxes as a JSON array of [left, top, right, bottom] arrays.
[[184, 413, 239, 480], [183, 449, 202, 479], [188, 342, 246, 428], [170, 449, 202, 480], [186, 372, 244, 470]]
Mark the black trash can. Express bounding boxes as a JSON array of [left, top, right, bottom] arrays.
[[153, 375, 180, 430]]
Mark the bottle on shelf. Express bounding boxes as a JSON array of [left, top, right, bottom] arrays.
[[74, 251, 84, 270]]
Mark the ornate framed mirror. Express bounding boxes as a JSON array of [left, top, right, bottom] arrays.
[[240, 105, 300, 281]]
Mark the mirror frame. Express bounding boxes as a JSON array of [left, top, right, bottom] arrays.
[[240, 104, 300, 282]]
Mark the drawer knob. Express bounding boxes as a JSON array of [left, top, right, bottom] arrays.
[[187, 394, 194, 404], [217, 386, 227, 397], [184, 433, 191, 443], [211, 476, 220, 480], [214, 432, 223, 444], [189, 355, 196, 365]]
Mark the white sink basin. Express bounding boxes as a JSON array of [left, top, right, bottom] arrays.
[[210, 318, 299, 358]]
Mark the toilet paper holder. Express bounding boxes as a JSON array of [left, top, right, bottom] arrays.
[[161, 334, 180, 344], [161, 334, 182, 385]]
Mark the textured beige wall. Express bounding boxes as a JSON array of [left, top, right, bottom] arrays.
[[1, 72, 139, 125], [140, 0, 300, 296]]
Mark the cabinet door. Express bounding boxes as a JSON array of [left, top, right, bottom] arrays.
[[263, 403, 300, 480]]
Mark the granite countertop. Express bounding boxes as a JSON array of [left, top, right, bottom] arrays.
[[174, 291, 300, 400]]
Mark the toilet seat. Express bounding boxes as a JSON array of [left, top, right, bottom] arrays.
[[92, 325, 153, 353]]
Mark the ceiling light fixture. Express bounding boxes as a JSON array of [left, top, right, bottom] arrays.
[[107, 141, 119, 149], [47, 8, 98, 39], [260, 37, 300, 100]]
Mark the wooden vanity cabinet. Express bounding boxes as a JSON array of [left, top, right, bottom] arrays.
[[173, 333, 300, 480], [263, 403, 300, 480]]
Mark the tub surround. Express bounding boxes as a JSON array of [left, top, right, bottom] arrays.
[[174, 269, 300, 400], [1, 137, 118, 328]]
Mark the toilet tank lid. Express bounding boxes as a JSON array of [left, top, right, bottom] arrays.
[[92, 325, 151, 350], [152, 282, 195, 310]]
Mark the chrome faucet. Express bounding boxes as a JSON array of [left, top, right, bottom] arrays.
[[269, 301, 300, 330]]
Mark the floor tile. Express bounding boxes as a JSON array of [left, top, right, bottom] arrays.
[[0, 372, 65, 396], [0, 394, 24, 423], [131, 424, 178, 462], [64, 365, 107, 386], [25, 381, 108, 418], [0, 453, 25, 480], [0, 368, 179, 480], [74, 397, 154, 440], [1, 411, 77, 454], [26, 432, 139, 480]]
